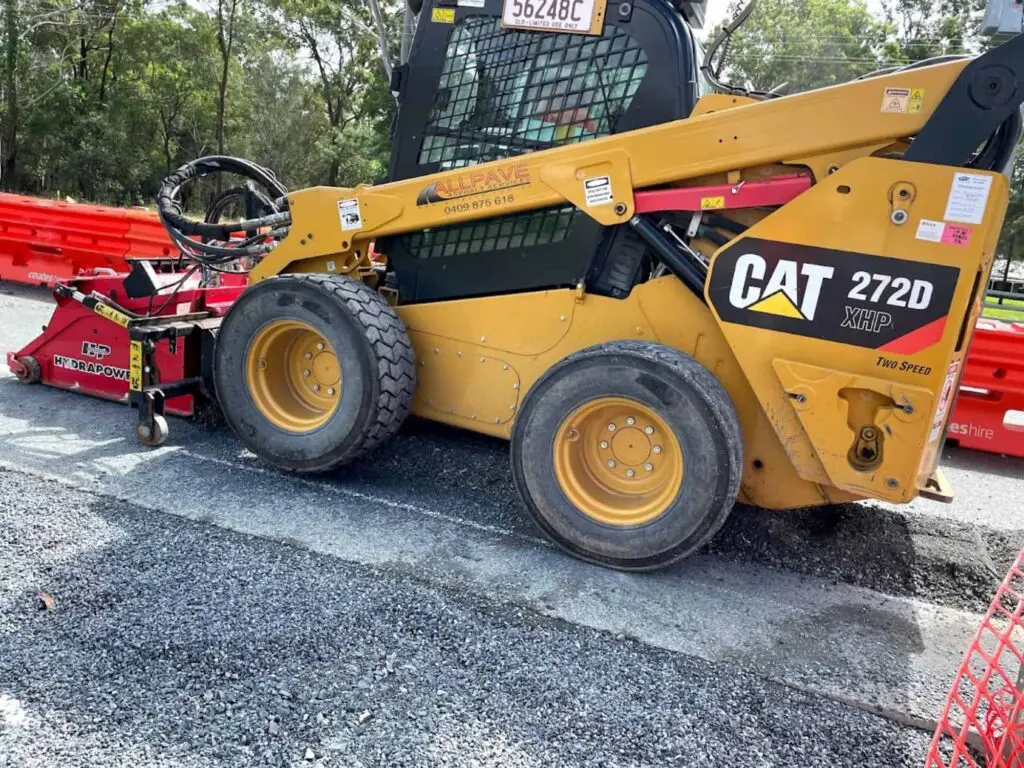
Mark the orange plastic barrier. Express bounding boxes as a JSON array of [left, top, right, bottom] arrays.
[[949, 319, 1024, 457], [927, 549, 1024, 767], [0, 193, 175, 286]]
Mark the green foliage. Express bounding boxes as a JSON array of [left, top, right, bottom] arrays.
[[715, 0, 982, 93], [0, 0, 400, 199], [717, 0, 890, 93]]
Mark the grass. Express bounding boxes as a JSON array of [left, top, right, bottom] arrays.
[[982, 296, 1024, 321]]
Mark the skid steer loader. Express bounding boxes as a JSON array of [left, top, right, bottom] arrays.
[[16, 0, 1024, 570]]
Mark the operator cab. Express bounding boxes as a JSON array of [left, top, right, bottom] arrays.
[[383, 0, 709, 303]]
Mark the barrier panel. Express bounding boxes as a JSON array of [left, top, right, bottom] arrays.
[[0, 193, 175, 286], [949, 319, 1024, 458]]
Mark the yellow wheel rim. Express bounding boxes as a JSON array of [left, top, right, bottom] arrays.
[[553, 397, 684, 526], [245, 319, 342, 433]]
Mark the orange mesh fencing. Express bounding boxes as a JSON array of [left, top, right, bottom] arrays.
[[927, 550, 1024, 767]]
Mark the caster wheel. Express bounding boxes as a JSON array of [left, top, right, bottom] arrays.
[[136, 414, 169, 447], [14, 355, 41, 384]]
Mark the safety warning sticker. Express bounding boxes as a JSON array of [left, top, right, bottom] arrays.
[[943, 172, 992, 225], [584, 176, 613, 207], [701, 196, 726, 210], [338, 198, 363, 231], [431, 7, 455, 22], [930, 361, 961, 442], [881, 87, 911, 113], [907, 88, 924, 113]]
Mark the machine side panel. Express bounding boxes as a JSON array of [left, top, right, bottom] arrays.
[[704, 157, 1008, 502]]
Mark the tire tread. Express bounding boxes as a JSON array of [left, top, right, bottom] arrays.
[[293, 274, 416, 460]]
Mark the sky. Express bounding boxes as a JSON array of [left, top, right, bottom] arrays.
[[704, 0, 730, 30]]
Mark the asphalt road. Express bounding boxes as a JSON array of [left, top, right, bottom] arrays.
[[1, 282, 1023, 766]]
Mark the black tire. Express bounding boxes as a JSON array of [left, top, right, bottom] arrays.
[[511, 341, 743, 571], [214, 274, 415, 472]]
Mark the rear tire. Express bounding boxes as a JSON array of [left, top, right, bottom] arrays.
[[214, 274, 415, 472], [511, 341, 742, 571]]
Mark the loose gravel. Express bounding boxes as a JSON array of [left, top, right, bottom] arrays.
[[0, 466, 932, 767], [351, 419, 1017, 614]]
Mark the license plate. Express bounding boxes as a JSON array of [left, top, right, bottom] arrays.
[[501, 0, 604, 35]]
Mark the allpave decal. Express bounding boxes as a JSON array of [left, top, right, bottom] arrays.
[[417, 163, 531, 206], [708, 238, 960, 351], [53, 354, 130, 382]]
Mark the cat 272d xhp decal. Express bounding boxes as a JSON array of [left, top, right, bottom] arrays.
[[707, 237, 961, 353]]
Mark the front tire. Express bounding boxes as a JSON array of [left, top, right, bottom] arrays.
[[511, 341, 742, 571], [214, 274, 415, 473]]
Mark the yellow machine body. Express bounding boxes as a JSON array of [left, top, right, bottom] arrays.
[[242, 57, 1010, 511]]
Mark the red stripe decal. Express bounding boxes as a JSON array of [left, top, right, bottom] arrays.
[[879, 316, 948, 354]]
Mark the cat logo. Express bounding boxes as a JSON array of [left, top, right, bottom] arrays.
[[727, 253, 835, 321]]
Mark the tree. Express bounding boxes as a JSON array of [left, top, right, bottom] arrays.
[[994, 143, 1024, 285], [213, 0, 239, 158], [264, 0, 398, 186], [714, 0, 982, 94], [713, 0, 890, 93], [1, 0, 19, 188]]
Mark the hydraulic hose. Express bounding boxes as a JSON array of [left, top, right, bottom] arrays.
[[157, 156, 292, 266]]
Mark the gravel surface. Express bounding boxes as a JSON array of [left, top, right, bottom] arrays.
[[0, 466, 933, 768], [314, 416, 1021, 615]]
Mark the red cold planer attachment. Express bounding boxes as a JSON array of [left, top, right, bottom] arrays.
[[8, 260, 246, 443]]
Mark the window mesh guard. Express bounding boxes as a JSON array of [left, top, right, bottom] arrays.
[[400, 205, 578, 260], [419, 17, 649, 169], [398, 18, 647, 268]]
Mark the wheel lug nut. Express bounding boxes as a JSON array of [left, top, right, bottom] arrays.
[[305, 352, 313, 360], [327, 387, 335, 395], [607, 423, 616, 432], [625, 469, 635, 478], [316, 342, 324, 351], [257, 358, 267, 369], [644, 426, 654, 435], [644, 463, 654, 472], [652, 445, 662, 454], [313, 384, 321, 392], [303, 369, 311, 377], [626, 417, 635, 426], [607, 459, 617, 468], [600, 440, 609, 449]]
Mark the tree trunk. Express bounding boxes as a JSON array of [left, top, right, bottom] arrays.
[[215, 0, 238, 191], [1, 0, 18, 190], [98, 13, 118, 104], [367, 0, 393, 81]]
